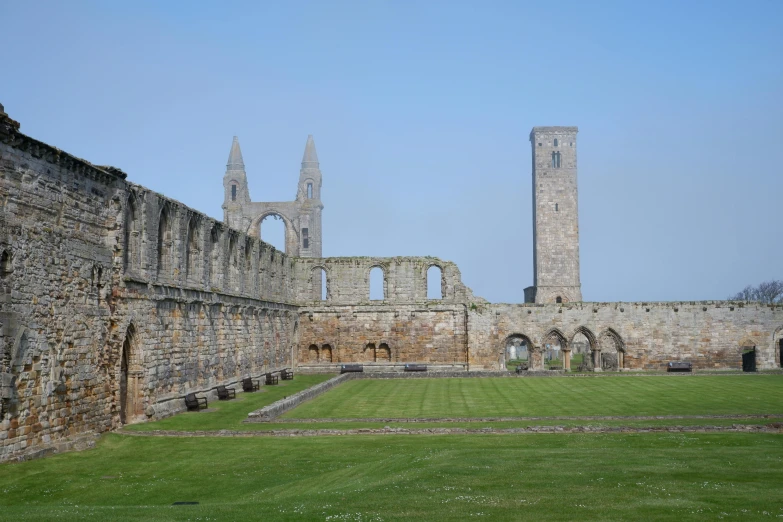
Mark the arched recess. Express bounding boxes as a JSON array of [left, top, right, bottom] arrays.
[[209, 225, 222, 290], [228, 234, 239, 293], [364, 343, 377, 362], [156, 204, 172, 279], [502, 334, 533, 370], [739, 337, 757, 372], [119, 324, 143, 425], [308, 344, 319, 362], [598, 328, 626, 370], [368, 266, 386, 301], [247, 211, 299, 256], [185, 216, 201, 283], [426, 265, 443, 300], [321, 344, 333, 363], [541, 329, 568, 371], [124, 193, 141, 272], [0, 248, 13, 278], [244, 238, 254, 294], [377, 343, 391, 362], [312, 266, 328, 301]]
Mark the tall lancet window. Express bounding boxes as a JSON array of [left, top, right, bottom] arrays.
[[231, 184, 237, 201], [307, 183, 313, 199]]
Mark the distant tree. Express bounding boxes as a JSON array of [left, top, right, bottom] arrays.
[[729, 280, 783, 304]]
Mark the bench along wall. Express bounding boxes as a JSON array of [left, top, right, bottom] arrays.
[[468, 302, 783, 371], [0, 109, 298, 461]]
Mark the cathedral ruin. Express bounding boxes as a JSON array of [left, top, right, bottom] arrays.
[[1, 102, 781, 461]]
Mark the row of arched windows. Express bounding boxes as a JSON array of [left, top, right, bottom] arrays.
[[309, 265, 445, 301]]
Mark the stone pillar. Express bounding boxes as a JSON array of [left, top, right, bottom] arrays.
[[593, 349, 602, 372], [618, 351, 624, 371], [563, 349, 571, 371]]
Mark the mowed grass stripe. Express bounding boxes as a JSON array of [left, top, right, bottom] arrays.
[[282, 375, 783, 419]]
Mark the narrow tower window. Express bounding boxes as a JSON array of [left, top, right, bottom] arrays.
[[302, 228, 309, 249], [554, 138, 558, 147], [307, 183, 313, 199], [551, 152, 556, 168], [231, 184, 237, 201], [555, 203, 559, 212], [556, 296, 563, 304]]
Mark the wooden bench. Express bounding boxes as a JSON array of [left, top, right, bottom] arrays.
[[265, 372, 279, 385], [667, 361, 692, 372], [242, 377, 260, 392], [185, 392, 207, 411], [404, 364, 427, 372], [515, 363, 528, 374], [340, 364, 363, 374], [281, 368, 294, 380], [217, 385, 236, 400]]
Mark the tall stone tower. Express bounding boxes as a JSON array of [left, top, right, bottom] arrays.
[[222, 135, 323, 258], [524, 126, 582, 304]]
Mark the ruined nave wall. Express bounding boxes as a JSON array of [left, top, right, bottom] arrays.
[[0, 110, 298, 461]]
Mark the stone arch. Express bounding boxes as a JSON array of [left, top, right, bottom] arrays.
[[311, 265, 329, 301], [118, 323, 143, 425], [156, 203, 173, 279], [321, 344, 333, 363], [367, 264, 388, 301], [426, 263, 444, 300], [227, 233, 240, 293], [124, 192, 141, 272], [308, 344, 319, 362], [364, 343, 376, 362], [502, 333, 534, 370], [598, 328, 626, 371], [739, 337, 757, 372], [244, 237, 254, 294], [185, 215, 201, 283], [247, 211, 299, 256], [377, 342, 391, 362], [208, 224, 222, 290], [540, 328, 567, 371]]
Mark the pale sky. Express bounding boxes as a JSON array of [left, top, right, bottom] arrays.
[[2, 0, 781, 303]]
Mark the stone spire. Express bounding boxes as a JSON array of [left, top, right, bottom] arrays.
[[227, 136, 244, 170], [301, 135, 319, 168]]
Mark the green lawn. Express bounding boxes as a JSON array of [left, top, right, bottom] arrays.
[[0, 432, 781, 521], [123, 374, 334, 432], [284, 375, 783, 419]]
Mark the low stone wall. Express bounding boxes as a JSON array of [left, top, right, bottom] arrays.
[[245, 373, 352, 422]]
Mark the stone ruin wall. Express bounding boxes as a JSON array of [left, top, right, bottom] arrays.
[[0, 114, 299, 461], [471, 302, 783, 371], [294, 257, 473, 370]]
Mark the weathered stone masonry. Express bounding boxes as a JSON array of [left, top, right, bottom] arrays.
[[0, 104, 781, 462]]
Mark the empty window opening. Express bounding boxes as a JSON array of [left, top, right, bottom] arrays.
[[555, 203, 559, 212], [302, 228, 309, 249], [231, 184, 237, 201], [259, 214, 286, 252], [570, 142, 573, 146], [538, 143, 542, 147], [0, 249, 12, 278], [556, 296, 562, 303], [313, 267, 327, 300], [427, 265, 443, 299], [186, 219, 200, 281], [505, 335, 530, 370], [550, 151, 562, 168], [124, 196, 140, 271], [369, 267, 385, 300], [554, 138, 558, 147], [307, 183, 313, 199], [209, 227, 221, 288]]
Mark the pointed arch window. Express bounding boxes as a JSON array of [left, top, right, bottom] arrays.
[[554, 138, 558, 147], [551, 151, 562, 168], [307, 183, 313, 199], [231, 184, 237, 201]]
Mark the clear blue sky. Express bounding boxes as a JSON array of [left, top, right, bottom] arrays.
[[2, 0, 781, 303]]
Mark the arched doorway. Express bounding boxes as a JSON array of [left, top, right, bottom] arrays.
[[119, 325, 142, 425], [598, 328, 626, 371], [542, 329, 569, 371], [503, 334, 532, 371], [569, 327, 598, 372]]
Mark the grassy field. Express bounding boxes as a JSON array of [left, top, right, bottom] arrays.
[[0, 432, 781, 521], [283, 375, 783, 419]]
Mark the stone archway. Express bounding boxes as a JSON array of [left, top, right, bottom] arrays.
[[119, 324, 143, 425], [502, 334, 533, 371], [541, 329, 568, 371], [247, 211, 299, 256]]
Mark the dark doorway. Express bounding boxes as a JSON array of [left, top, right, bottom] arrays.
[[742, 347, 756, 372], [119, 338, 129, 423]]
